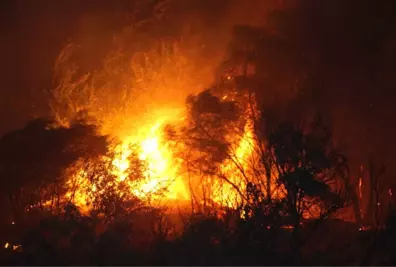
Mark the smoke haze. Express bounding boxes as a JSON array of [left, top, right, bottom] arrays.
[[0, 0, 395, 178]]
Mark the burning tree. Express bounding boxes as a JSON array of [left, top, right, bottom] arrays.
[[0, 115, 163, 224], [163, 85, 351, 263], [33, 16, 354, 238], [0, 118, 108, 220], [190, 92, 346, 212], [65, 144, 148, 218], [48, 35, 215, 210]]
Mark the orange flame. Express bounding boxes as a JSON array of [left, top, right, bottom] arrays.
[[116, 118, 189, 202], [50, 40, 281, 214]]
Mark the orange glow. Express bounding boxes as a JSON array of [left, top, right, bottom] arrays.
[[119, 117, 189, 201], [211, 117, 255, 207], [62, 110, 191, 211], [55, 96, 283, 213], [57, 98, 270, 212], [49, 40, 286, 216], [208, 101, 282, 208]]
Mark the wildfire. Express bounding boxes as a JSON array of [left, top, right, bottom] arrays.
[[49, 39, 278, 214], [59, 101, 262, 212], [63, 111, 192, 212]]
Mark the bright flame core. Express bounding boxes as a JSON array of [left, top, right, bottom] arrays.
[[116, 117, 189, 201]]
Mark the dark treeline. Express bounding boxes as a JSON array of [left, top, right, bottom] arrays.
[[0, 105, 365, 265], [0, 92, 395, 265], [1, 0, 396, 265]]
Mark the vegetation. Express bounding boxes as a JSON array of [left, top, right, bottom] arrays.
[[0, 98, 391, 265], [1, 0, 395, 265]]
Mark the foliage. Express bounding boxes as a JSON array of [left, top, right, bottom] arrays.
[[267, 121, 342, 218], [183, 90, 242, 164], [0, 118, 108, 219]]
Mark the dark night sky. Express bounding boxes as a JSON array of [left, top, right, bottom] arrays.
[[303, 0, 396, 166], [0, 0, 395, 177]]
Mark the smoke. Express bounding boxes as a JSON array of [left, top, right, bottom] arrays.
[[2, 0, 395, 182], [0, 0, 292, 136], [48, 0, 293, 140]]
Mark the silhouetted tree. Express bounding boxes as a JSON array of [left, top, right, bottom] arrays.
[[0, 118, 108, 221], [265, 118, 348, 262]]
